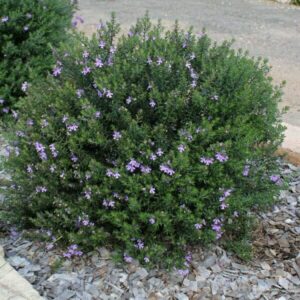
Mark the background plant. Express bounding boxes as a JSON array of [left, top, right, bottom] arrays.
[[0, 0, 75, 119], [2, 14, 286, 270]]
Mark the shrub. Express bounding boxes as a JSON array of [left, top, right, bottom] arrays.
[[291, 0, 300, 5], [0, 0, 75, 119], [2, 14, 286, 269]]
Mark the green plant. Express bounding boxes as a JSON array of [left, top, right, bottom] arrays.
[[291, 0, 300, 5], [2, 14, 286, 270], [0, 0, 75, 119]]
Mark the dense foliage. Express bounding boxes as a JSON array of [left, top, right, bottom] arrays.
[[0, 0, 75, 118], [2, 14, 285, 269]]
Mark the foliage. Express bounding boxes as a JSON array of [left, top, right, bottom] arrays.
[[291, 0, 300, 5], [2, 14, 286, 270], [0, 0, 75, 119]]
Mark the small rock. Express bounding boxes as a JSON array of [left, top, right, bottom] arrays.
[[196, 266, 212, 280], [8, 256, 30, 268], [54, 289, 76, 300], [129, 267, 148, 281], [183, 278, 198, 292], [296, 253, 300, 267], [202, 255, 217, 268], [260, 262, 271, 271], [99, 247, 110, 259], [278, 277, 289, 290], [211, 264, 222, 273], [175, 293, 189, 300]]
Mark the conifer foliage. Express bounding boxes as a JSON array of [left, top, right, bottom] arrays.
[[3, 14, 285, 269]]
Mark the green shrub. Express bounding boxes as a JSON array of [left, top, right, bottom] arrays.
[[291, 0, 300, 5], [3, 14, 286, 270], [0, 0, 75, 118]]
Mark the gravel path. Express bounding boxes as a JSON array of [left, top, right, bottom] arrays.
[[76, 0, 300, 127]]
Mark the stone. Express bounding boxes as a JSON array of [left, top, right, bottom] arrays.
[[296, 253, 300, 267], [278, 277, 289, 290], [196, 266, 211, 280], [129, 267, 148, 281], [8, 256, 30, 268], [175, 293, 189, 300], [183, 278, 198, 292], [54, 289, 76, 300], [202, 255, 217, 268]]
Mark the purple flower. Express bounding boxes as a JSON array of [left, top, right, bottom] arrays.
[[62, 115, 68, 123], [149, 99, 156, 108], [21, 81, 28, 92], [178, 144, 186, 153], [150, 153, 157, 161], [243, 165, 250, 177], [26, 13, 32, 19], [95, 58, 103, 68], [23, 25, 29, 32], [26, 119, 34, 126], [67, 124, 78, 133], [102, 199, 115, 208], [126, 159, 140, 172], [233, 211, 239, 217], [160, 164, 175, 176], [41, 119, 49, 128], [113, 131, 122, 141], [149, 218, 155, 224], [110, 46, 116, 54], [49, 144, 58, 158], [144, 257, 150, 263], [0, 99, 4, 105], [270, 175, 280, 184], [82, 50, 89, 58], [124, 253, 133, 263], [50, 164, 56, 173], [140, 165, 152, 174], [36, 186, 47, 193], [191, 80, 197, 88], [34, 142, 47, 160], [76, 89, 84, 98], [220, 202, 228, 210], [2, 108, 9, 113], [156, 148, 164, 157], [16, 131, 25, 137], [212, 218, 223, 239], [1, 16, 9, 23], [105, 90, 113, 98], [27, 165, 33, 174], [106, 169, 121, 179], [147, 57, 152, 64], [84, 189, 92, 200], [46, 243, 54, 251], [215, 152, 228, 163], [194, 223, 203, 230], [134, 239, 144, 250], [126, 96, 132, 104], [211, 95, 219, 101], [177, 269, 189, 276], [157, 57, 163, 65], [71, 153, 78, 163], [190, 52, 196, 60], [149, 186, 156, 194], [99, 40, 106, 49], [82, 66, 91, 75], [52, 66, 62, 77], [200, 157, 214, 166]]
